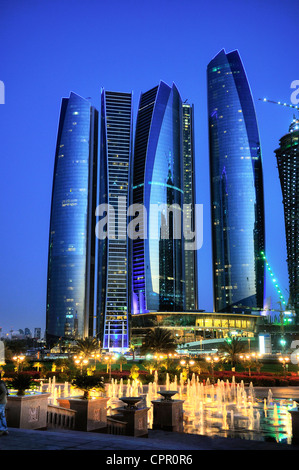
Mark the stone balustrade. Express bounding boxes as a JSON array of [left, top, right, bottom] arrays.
[[47, 404, 76, 430]]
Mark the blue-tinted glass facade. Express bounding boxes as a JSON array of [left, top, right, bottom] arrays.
[[96, 90, 133, 351], [132, 82, 184, 314], [46, 92, 98, 343], [207, 50, 265, 313]]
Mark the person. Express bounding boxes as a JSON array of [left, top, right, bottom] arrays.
[[0, 375, 9, 436]]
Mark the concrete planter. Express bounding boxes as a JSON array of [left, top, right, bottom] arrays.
[[58, 397, 109, 432], [6, 393, 50, 430]]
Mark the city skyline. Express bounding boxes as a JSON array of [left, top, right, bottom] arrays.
[[0, 0, 297, 335]]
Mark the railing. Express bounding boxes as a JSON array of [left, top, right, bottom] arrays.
[[47, 405, 76, 430], [107, 416, 127, 435]]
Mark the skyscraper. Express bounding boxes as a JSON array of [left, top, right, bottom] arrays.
[[207, 49, 265, 313], [46, 92, 98, 344], [96, 90, 133, 351], [182, 102, 198, 311], [131, 81, 185, 315], [275, 118, 299, 316]]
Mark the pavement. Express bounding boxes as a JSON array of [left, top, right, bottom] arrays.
[[0, 427, 298, 452], [1, 387, 299, 454]]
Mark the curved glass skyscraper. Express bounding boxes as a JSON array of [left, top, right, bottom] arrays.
[[207, 50, 265, 313], [132, 81, 185, 314], [46, 92, 98, 344]]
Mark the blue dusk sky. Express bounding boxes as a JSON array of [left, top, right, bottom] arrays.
[[0, 0, 297, 336]]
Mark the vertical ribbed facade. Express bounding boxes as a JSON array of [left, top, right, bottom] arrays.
[[182, 103, 198, 310], [207, 49, 265, 313], [46, 92, 98, 344], [132, 81, 184, 315], [96, 90, 133, 350], [275, 119, 299, 316]]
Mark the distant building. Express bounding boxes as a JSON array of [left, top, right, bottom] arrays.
[[207, 49, 265, 313], [34, 328, 42, 340], [275, 118, 299, 316], [46, 92, 98, 344]]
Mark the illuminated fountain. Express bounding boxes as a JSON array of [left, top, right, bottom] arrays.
[[43, 374, 297, 444], [108, 375, 295, 443]]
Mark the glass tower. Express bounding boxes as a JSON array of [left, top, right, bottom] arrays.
[[182, 102, 198, 311], [275, 118, 299, 316], [46, 92, 98, 344], [207, 50, 265, 313], [96, 90, 133, 351], [131, 81, 185, 315]]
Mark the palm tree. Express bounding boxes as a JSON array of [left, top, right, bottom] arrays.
[[140, 327, 177, 356], [218, 337, 246, 368], [71, 372, 105, 399], [72, 337, 100, 359]]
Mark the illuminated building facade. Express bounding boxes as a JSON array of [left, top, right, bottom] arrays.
[[275, 118, 299, 316], [131, 311, 258, 349], [207, 49, 265, 313], [96, 90, 133, 350], [182, 102, 198, 311], [131, 81, 185, 315], [46, 92, 98, 344]]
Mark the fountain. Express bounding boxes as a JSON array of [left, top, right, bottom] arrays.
[[43, 374, 295, 444]]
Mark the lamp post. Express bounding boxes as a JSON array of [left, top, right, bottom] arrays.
[[104, 355, 116, 381], [251, 352, 262, 374], [278, 356, 290, 377], [91, 353, 101, 370], [13, 355, 25, 372], [205, 355, 219, 383], [74, 356, 89, 374], [180, 359, 195, 381]]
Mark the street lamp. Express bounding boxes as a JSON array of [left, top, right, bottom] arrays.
[[278, 356, 290, 377], [180, 359, 195, 380], [205, 355, 219, 383], [73, 355, 89, 374], [13, 355, 25, 372], [104, 355, 116, 381], [91, 353, 101, 370]]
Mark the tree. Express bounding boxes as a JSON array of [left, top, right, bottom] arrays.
[[218, 337, 246, 367], [72, 337, 100, 359], [116, 355, 127, 372], [7, 373, 36, 396], [140, 327, 177, 356], [71, 372, 105, 399]]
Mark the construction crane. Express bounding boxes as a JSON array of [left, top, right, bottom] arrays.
[[260, 251, 287, 306], [259, 97, 299, 112]]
